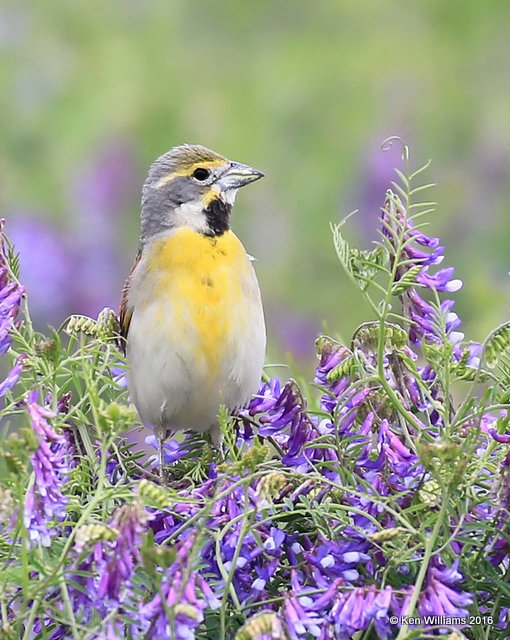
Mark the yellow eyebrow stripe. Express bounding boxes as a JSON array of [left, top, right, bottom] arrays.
[[156, 158, 227, 188]]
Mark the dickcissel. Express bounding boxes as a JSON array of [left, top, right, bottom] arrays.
[[119, 144, 266, 453]]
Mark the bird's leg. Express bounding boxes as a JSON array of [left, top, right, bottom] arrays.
[[158, 432, 165, 480], [157, 401, 169, 482]]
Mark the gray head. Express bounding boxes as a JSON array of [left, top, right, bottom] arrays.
[[140, 144, 264, 244]]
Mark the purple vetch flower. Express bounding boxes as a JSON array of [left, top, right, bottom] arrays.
[[110, 363, 128, 389], [417, 559, 473, 620], [97, 500, 152, 601], [24, 390, 71, 546], [245, 377, 284, 415], [0, 219, 25, 354], [256, 380, 306, 438], [31, 620, 68, 640], [477, 446, 510, 566], [416, 266, 462, 293], [365, 585, 394, 639], [377, 419, 423, 490], [313, 336, 425, 490], [0, 352, 26, 396], [496, 607, 509, 631], [281, 414, 325, 471], [67, 500, 153, 633], [140, 536, 220, 640], [240, 377, 286, 442], [382, 197, 463, 346], [335, 388, 372, 436], [462, 341, 482, 368], [150, 478, 217, 545], [150, 477, 289, 607], [406, 229, 443, 262], [263, 526, 286, 553], [283, 593, 324, 639], [486, 417, 510, 444], [242, 378, 339, 475], [280, 572, 341, 639], [499, 452, 510, 513], [140, 571, 218, 639], [379, 196, 485, 432], [242, 370, 343, 475], [56, 391, 73, 415], [281, 571, 394, 640], [314, 337, 352, 414], [146, 433, 191, 466], [92, 622, 126, 640], [213, 500, 285, 603], [303, 538, 370, 584], [328, 585, 393, 640], [242, 378, 315, 466], [0, 283, 24, 355]]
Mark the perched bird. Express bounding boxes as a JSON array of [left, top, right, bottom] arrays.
[[119, 144, 266, 455]]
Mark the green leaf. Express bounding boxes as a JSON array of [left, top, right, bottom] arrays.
[[235, 612, 285, 640], [484, 320, 510, 368], [0, 566, 24, 586], [331, 220, 351, 271], [332, 219, 388, 291], [6, 245, 21, 280], [351, 321, 409, 353], [391, 265, 423, 295], [349, 246, 388, 291]]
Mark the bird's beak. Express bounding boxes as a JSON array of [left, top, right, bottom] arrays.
[[216, 161, 265, 191]]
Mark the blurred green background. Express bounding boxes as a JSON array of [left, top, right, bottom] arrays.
[[2, 1, 510, 377]]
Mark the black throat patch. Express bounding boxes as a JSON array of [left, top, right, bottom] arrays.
[[204, 198, 232, 236]]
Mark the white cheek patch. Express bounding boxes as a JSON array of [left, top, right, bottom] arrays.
[[223, 189, 239, 206], [173, 200, 209, 233]]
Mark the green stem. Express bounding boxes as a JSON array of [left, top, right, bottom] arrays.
[[164, 470, 266, 544], [58, 577, 80, 640], [395, 487, 449, 640], [217, 487, 253, 639], [57, 445, 108, 566], [375, 193, 427, 448], [21, 598, 43, 640], [16, 480, 31, 638]]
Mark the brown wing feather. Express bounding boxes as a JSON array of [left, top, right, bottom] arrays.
[[118, 248, 142, 352]]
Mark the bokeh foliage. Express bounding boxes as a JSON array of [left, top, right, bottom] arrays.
[[2, 0, 510, 365]]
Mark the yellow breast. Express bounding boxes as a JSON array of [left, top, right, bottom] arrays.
[[147, 228, 252, 373]]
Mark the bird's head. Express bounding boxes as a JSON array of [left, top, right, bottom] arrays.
[[140, 144, 264, 243]]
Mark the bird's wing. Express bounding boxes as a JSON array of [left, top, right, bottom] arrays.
[[118, 248, 142, 352]]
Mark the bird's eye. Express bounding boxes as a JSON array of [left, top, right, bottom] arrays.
[[192, 167, 210, 181]]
